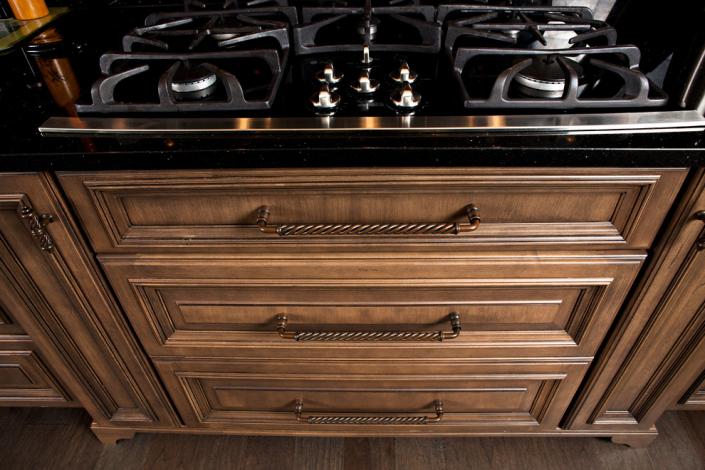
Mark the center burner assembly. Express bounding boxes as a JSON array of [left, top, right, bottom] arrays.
[[75, 0, 669, 116]]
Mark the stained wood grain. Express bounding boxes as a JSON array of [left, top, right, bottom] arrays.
[[57, 168, 687, 252], [99, 252, 643, 360], [0, 172, 177, 427], [565, 169, 705, 432]]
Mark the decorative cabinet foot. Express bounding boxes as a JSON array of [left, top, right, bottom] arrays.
[[90, 423, 137, 445], [610, 433, 658, 448]]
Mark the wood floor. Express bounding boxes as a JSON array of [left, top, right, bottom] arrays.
[[0, 408, 703, 470]]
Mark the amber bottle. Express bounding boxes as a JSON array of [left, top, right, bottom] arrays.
[[6, 0, 48, 20]]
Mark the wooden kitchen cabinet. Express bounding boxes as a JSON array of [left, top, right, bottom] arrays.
[[54, 167, 685, 442], [0, 300, 76, 407], [563, 169, 705, 446], [0, 173, 178, 441], [2, 167, 702, 445]]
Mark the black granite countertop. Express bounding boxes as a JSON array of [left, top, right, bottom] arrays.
[[1, 6, 705, 171]]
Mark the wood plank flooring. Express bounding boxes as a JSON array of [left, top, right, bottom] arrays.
[[0, 408, 703, 470]]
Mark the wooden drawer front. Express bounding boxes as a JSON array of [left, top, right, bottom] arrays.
[[101, 253, 642, 358], [58, 169, 686, 252], [157, 359, 588, 433], [679, 374, 705, 408], [0, 342, 73, 406], [0, 301, 25, 336]]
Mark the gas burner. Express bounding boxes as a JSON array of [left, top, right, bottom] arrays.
[[514, 55, 585, 98], [453, 46, 667, 109], [438, 5, 617, 56], [76, 50, 286, 113], [122, 7, 297, 53], [293, 5, 441, 55], [170, 63, 219, 99]]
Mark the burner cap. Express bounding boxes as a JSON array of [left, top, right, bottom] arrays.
[[170, 64, 218, 99], [210, 32, 238, 41], [356, 16, 380, 40], [515, 56, 584, 99]]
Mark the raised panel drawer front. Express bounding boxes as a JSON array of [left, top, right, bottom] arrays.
[[58, 168, 686, 252], [0, 301, 26, 336], [156, 359, 589, 434], [0, 341, 73, 406], [679, 373, 705, 408], [100, 252, 643, 359]]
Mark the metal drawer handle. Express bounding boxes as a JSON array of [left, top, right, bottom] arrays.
[[295, 400, 444, 425], [256, 205, 480, 236], [276, 312, 461, 342]]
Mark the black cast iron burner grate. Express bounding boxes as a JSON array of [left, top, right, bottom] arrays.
[[122, 7, 296, 52], [438, 5, 617, 56], [453, 46, 668, 109], [75, 49, 286, 113], [293, 5, 441, 54]]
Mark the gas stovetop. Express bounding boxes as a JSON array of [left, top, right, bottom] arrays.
[[35, 0, 705, 135], [71, 0, 670, 115]]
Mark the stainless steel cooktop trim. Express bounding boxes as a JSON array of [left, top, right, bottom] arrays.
[[39, 110, 705, 136]]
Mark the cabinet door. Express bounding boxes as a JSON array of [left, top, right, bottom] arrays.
[[564, 169, 705, 432], [0, 173, 177, 427]]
